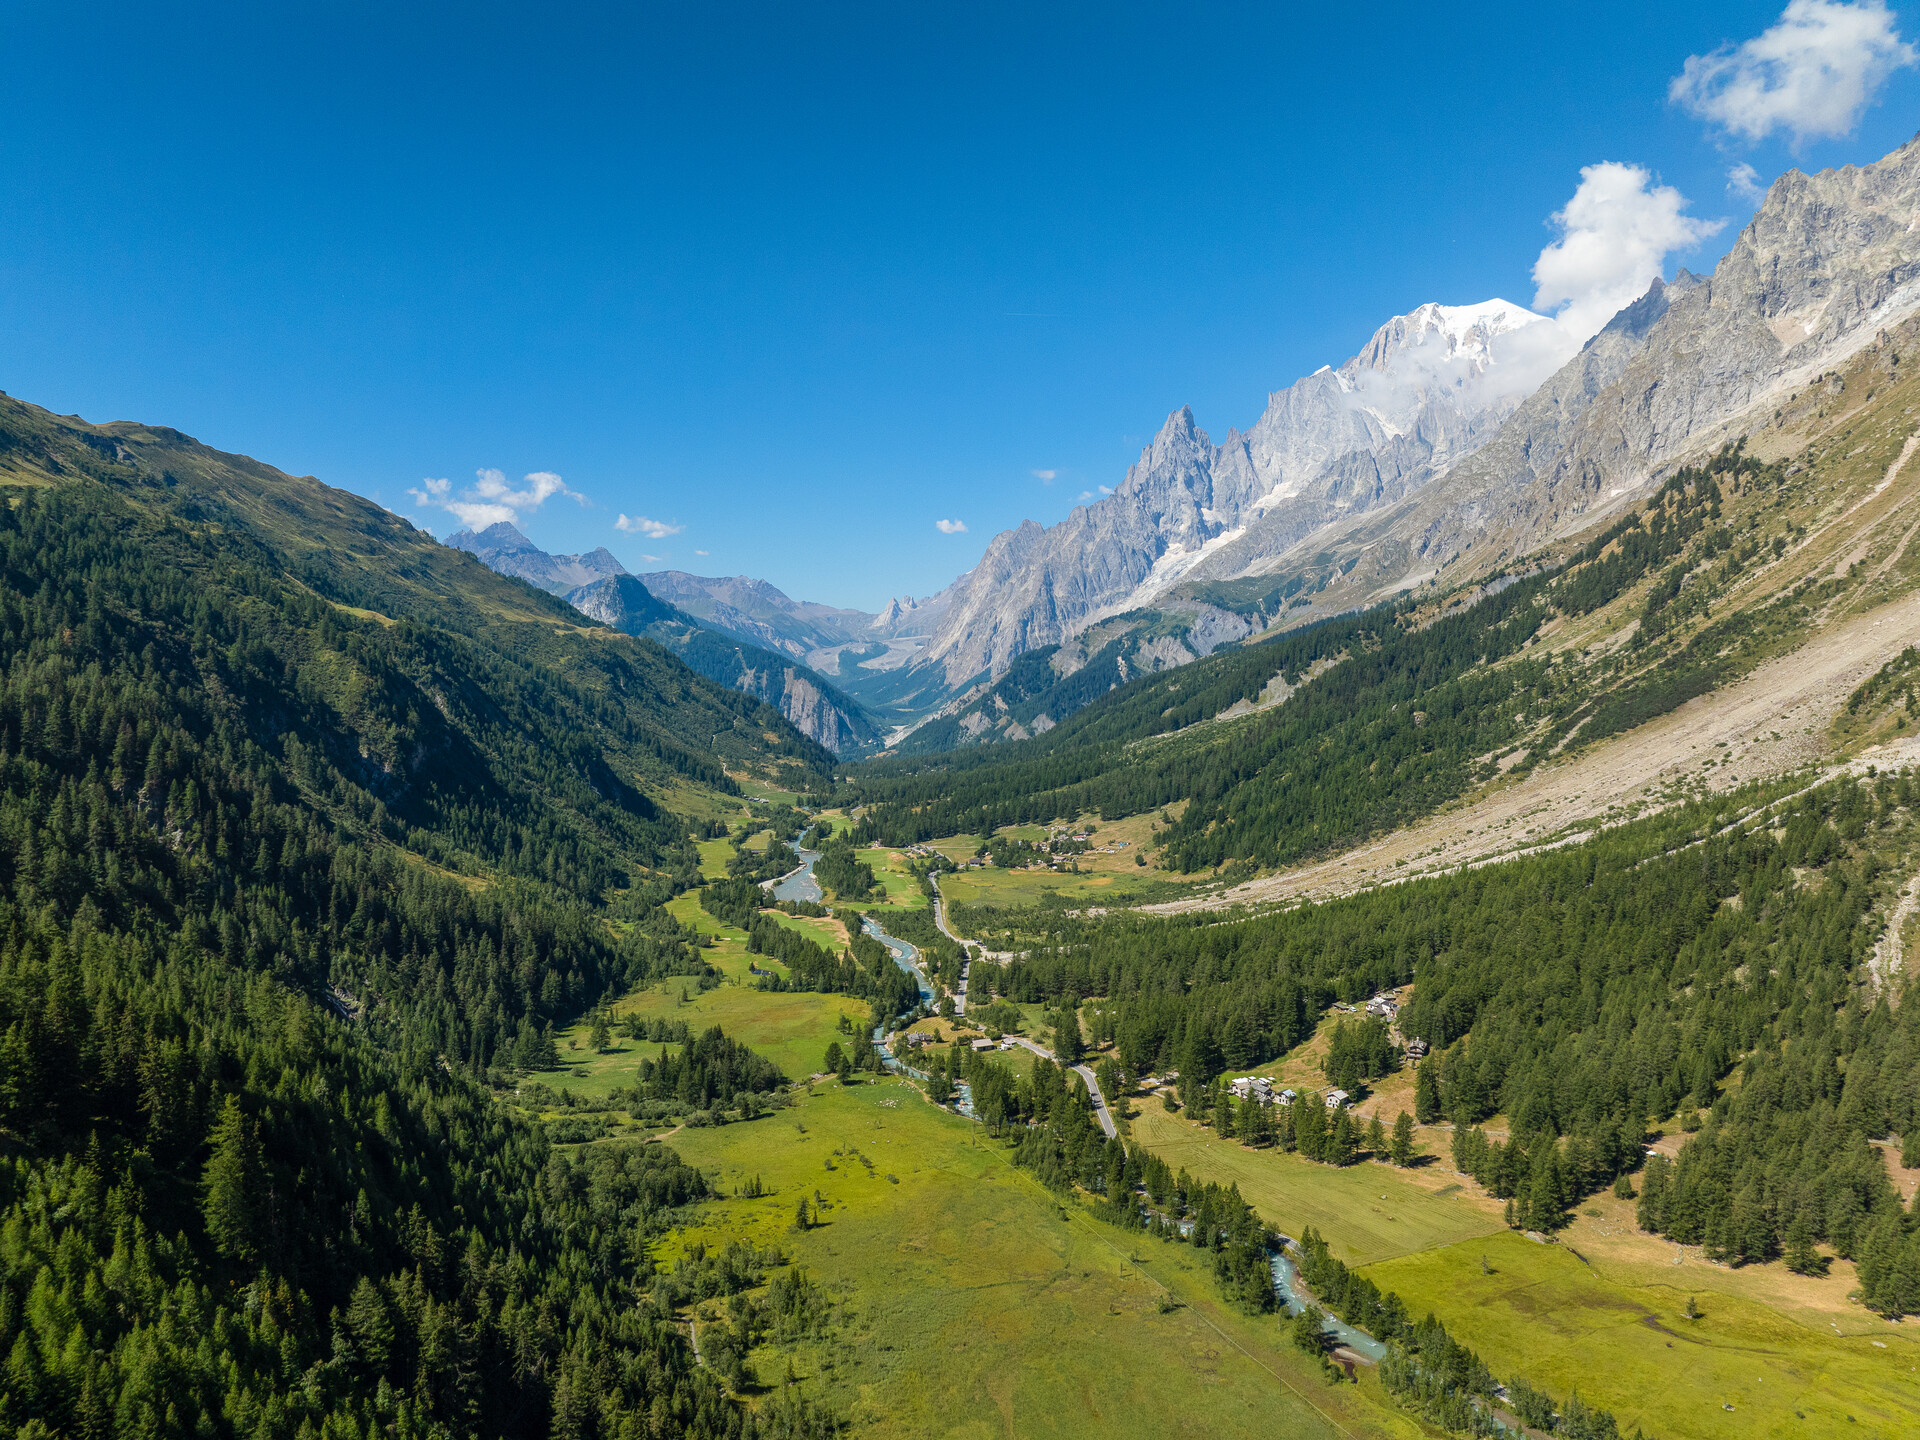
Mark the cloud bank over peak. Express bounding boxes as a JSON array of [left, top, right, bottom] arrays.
[[409, 467, 584, 529], [1671, 0, 1916, 147], [1532, 162, 1723, 343]]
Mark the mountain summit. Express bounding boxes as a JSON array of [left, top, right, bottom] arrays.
[[919, 297, 1568, 684], [447, 520, 626, 594]]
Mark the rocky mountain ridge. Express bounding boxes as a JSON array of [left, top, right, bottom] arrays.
[[447, 520, 626, 593], [443, 524, 884, 751], [918, 297, 1569, 685], [566, 574, 882, 753], [1189, 132, 1920, 617]]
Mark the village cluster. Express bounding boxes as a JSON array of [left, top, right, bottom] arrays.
[[1220, 991, 1428, 1112]]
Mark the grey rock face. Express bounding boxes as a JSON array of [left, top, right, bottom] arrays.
[[446, 522, 626, 594], [564, 574, 881, 753], [1306, 132, 1920, 604], [921, 299, 1563, 684]]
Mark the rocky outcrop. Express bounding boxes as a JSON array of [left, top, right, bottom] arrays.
[[1289, 132, 1920, 606], [446, 522, 626, 594], [564, 575, 882, 753], [920, 299, 1565, 684]]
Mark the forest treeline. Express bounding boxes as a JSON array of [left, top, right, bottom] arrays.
[[842, 451, 1778, 873], [969, 771, 1920, 1309], [0, 471, 846, 1438]]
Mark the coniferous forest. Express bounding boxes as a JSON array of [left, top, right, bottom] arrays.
[[0, 402, 844, 1439]]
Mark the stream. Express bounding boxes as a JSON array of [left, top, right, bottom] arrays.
[[769, 834, 970, 1115], [1269, 1243, 1388, 1361]]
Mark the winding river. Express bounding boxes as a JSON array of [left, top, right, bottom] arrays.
[[767, 832, 967, 1112]]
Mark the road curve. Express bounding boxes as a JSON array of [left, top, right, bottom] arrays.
[[1005, 1036, 1118, 1138]]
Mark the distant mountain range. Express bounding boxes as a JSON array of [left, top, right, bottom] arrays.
[[472, 134, 1920, 763], [447, 523, 888, 752], [861, 133, 1920, 754]]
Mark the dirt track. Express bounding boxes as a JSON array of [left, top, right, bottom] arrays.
[[1150, 586, 1920, 912]]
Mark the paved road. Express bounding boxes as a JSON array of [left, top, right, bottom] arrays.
[[1005, 1036, 1118, 1138], [929, 872, 968, 1013]]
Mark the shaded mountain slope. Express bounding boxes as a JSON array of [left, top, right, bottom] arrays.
[[0, 388, 837, 791], [0, 388, 848, 1439], [566, 572, 885, 753]]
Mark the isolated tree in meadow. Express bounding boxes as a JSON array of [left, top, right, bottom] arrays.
[[590, 1012, 612, 1052], [793, 1197, 813, 1231], [1390, 1111, 1415, 1167], [201, 1096, 262, 1265], [823, 1041, 844, 1075], [1785, 1212, 1826, 1275], [1250, 1100, 1277, 1149], [1414, 1060, 1442, 1124], [1235, 1095, 1263, 1145], [1214, 1088, 1237, 1140]]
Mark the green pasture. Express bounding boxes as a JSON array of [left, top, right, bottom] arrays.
[[697, 838, 733, 879], [1125, 1106, 1502, 1266], [1365, 1229, 1920, 1440], [852, 846, 928, 909], [544, 893, 870, 1084], [659, 1083, 1419, 1440]]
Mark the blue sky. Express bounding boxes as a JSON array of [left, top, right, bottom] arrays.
[[4, 2, 1920, 610]]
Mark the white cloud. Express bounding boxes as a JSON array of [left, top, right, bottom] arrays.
[[616, 513, 684, 538], [1727, 162, 1768, 204], [1341, 314, 1581, 424], [935, 518, 968, 534], [695, 549, 710, 556], [409, 467, 584, 530], [1671, 1, 1915, 146], [1532, 163, 1723, 343], [1078, 490, 1095, 501], [1099, 485, 1114, 495], [1031, 468, 1056, 482]]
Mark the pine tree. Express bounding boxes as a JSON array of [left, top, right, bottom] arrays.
[[1784, 1212, 1825, 1275], [1365, 1113, 1387, 1158], [1294, 1094, 1325, 1161], [1054, 1006, 1084, 1065], [201, 1096, 261, 1265], [1326, 1108, 1358, 1167], [1214, 1089, 1237, 1140], [1414, 1059, 1441, 1124], [1390, 1111, 1415, 1167], [345, 1276, 394, 1373], [589, 1012, 612, 1052]]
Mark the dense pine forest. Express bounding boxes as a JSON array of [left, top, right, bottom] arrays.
[[976, 774, 1920, 1311], [0, 399, 847, 1439]]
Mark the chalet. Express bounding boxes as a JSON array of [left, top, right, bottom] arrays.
[[1276, 1088, 1297, 1107], [1406, 1038, 1430, 1060], [1365, 993, 1398, 1018], [1228, 1076, 1274, 1104], [971, 1038, 996, 1052], [1325, 1089, 1350, 1110]]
